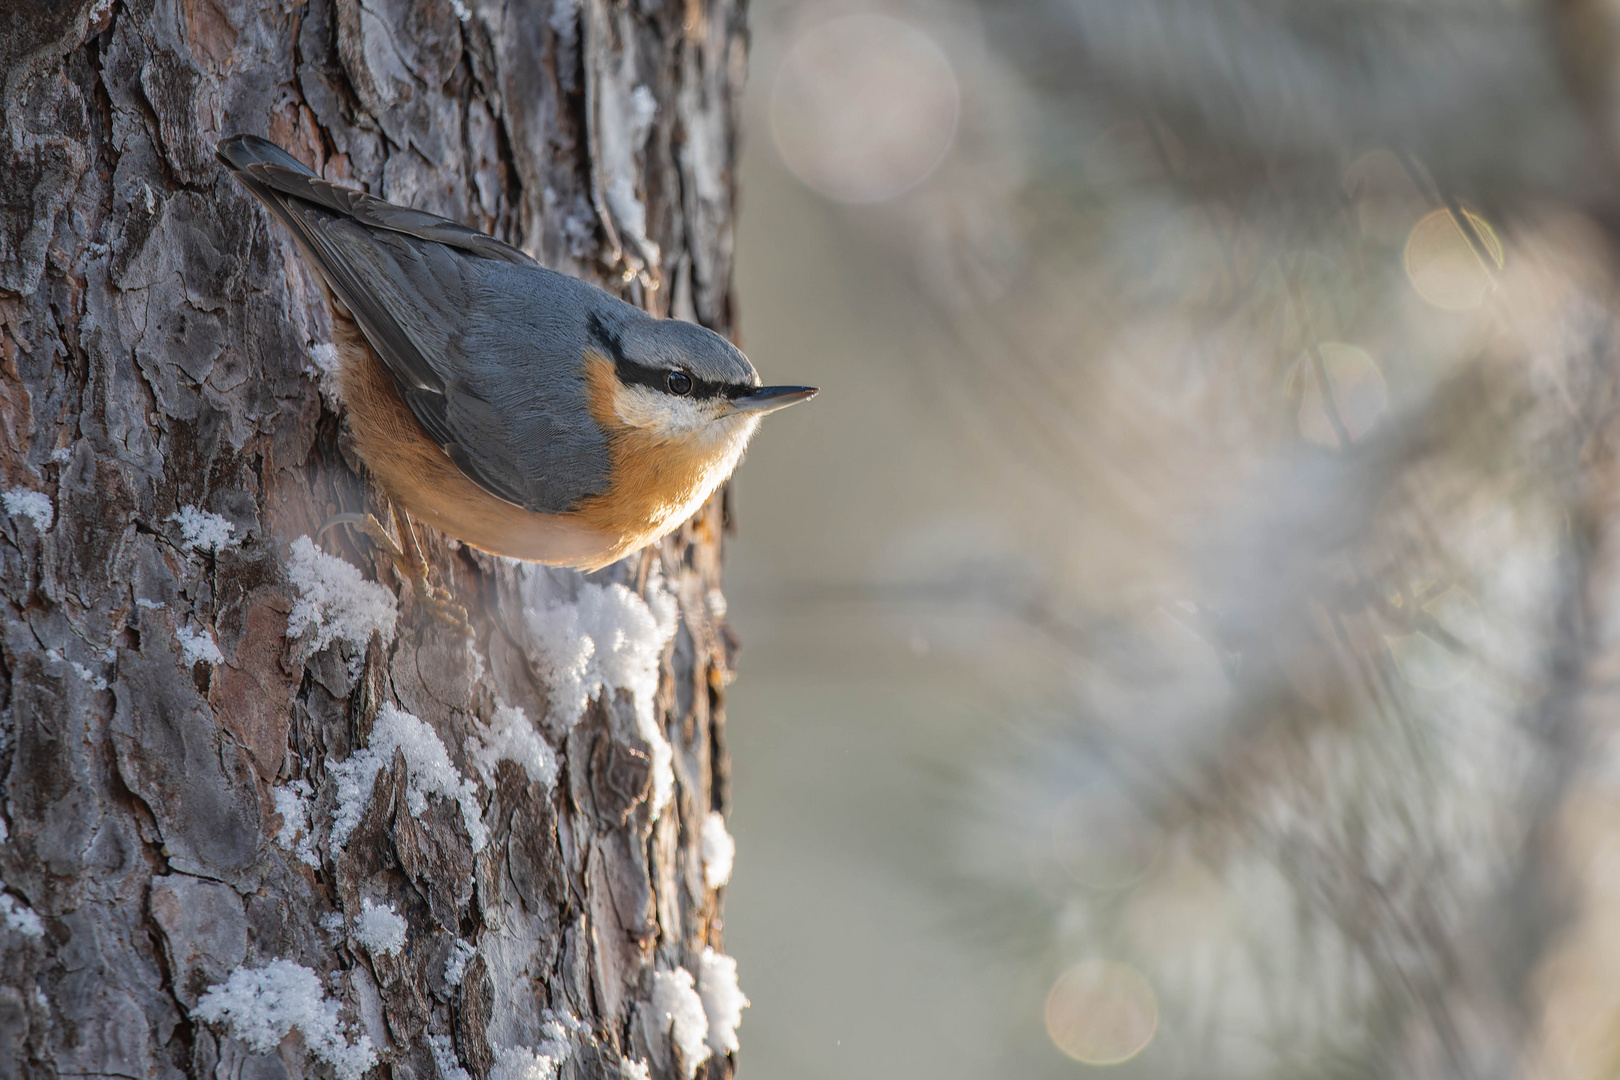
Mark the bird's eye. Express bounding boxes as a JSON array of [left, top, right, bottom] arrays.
[[666, 370, 694, 396]]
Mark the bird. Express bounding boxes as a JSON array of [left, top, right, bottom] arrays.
[[216, 134, 815, 584]]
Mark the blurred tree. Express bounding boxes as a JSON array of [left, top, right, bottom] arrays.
[[819, 1, 1620, 1076], [0, 1, 746, 1078]]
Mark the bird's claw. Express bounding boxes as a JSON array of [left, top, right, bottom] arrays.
[[318, 512, 404, 561], [415, 577, 471, 634]]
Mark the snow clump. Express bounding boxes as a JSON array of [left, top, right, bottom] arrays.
[[3, 489, 53, 531], [309, 343, 341, 373], [467, 703, 558, 790], [46, 649, 109, 691], [328, 703, 487, 852], [697, 948, 749, 1055], [430, 1034, 471, 1080], [353, 899, 406, 957], [536, 1016, 575, 1063], [443, 938, 476, 987], [523, 579, 678, 816], [272, 780, 319, 866], [192, 960, 377, 1080], [0, 890, 44, 937], [650, 967, 710, 1077], [490, 1047, 560, 1080], [701, 811, 735, 890], [176, 626, 224, 667], [170, 506, 238, 553], [285, 536, 398, 660]]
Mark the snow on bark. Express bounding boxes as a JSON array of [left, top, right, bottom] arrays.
[[697, 949, 750, 1054], [286, 536, 399, 660], [0, 2, 750, 1078], [193, 961, 377, 1080], [329, 703, 487, 852], [702, 811, 736, 889]]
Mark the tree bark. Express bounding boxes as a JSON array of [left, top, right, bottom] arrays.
[[0, 0, 747, 1077]]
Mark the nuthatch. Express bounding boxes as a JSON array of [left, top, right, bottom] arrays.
[[218, 135, 815, 573]]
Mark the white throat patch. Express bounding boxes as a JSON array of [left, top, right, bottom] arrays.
[[613, 385, 761, 449]]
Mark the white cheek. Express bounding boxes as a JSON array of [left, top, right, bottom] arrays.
[[614, 387, 757, 449], [664, 396, 714, 436], [614, 387, 711, 434]]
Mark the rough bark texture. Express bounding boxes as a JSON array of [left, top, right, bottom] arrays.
[[0, 0, 747, 1077]]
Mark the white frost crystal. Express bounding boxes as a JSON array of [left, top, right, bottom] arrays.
[[523, 580, 678, 816], [468, 703, 558, 789], [170, 505, 238, 553], [0, 890, 44, 937], [485, 1012, 575, 1080], [353, 899, 406, 956], [3, 489, 53, 531], [192, 960, 377, 1080], [272, 780, 319, 866], [443, 938, 475, 987], [329, 703, 488, 852], [701, 811, 735, 890], [430, 1034, 471, 1080], [650, 968, 711, 1077], [535, 1016, 574, 1067], [697, 948, 749, 1055], [490, 1046, 560, 1080], [176, 626, 224, 667], [285, 536, 398, 656], [54, 653, 108, 691]]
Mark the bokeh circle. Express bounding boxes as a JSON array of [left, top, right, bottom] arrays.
[[770, 14, 960, 203], [1044, 960, 1159, 1066]]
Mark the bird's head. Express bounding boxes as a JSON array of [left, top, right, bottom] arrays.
[[571, 309, 816, 547], [585, 313, 816, 451]]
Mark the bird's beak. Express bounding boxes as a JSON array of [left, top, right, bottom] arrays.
[[728, 385, 819, 416]]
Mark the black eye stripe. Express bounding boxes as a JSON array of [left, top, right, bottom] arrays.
[[614, 357, 747, 400], [588, 312, 754, 400]]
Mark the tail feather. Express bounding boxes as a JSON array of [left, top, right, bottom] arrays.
[[214, 134, 535, 267]]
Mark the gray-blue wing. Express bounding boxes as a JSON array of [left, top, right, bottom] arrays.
[[216, 135, 613, 513]]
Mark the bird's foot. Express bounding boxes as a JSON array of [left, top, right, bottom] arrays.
[[413, 575, 471, 635], [318, 512, 470, 634], [319, 512, 404, 561]]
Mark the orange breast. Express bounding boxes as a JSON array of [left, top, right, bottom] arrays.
[[331, 320, 725, 571], [569, 351, 738, 554]]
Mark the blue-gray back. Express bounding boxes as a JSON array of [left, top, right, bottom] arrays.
[[217, 135, 628, 513], [302, 218, 619, 513]]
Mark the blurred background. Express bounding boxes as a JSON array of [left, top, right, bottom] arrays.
[[717, 0, 1620, 1077]]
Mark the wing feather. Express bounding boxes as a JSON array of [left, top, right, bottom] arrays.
[[216, 134, 575, 511]]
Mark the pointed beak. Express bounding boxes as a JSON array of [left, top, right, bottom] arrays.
[[728, 385, 819, 416]]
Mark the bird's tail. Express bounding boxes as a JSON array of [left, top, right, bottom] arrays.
[[214, 134, 534, 266], [215, 133, 314, 177]]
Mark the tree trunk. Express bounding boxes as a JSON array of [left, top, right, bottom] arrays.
[[0, 0, 748, 1077]]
